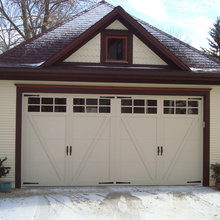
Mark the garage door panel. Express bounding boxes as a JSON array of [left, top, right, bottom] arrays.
[[118, 115, 157, 183], [119, 139, 156, 182], [163, 117, 195, 140], [22, 139, 65, 185], [72, 161, 110, 184], [158, 114, 202, 184], [30, 115, 66, 138], [161, 160, 202, 185], [30, 115, 66, 179], [71, 140, 110, 184], [159, 138, 202, 184], [22, 110, 67, 186], [72, 140, 110, 163], [72, 116, 110, 139], [119, 161, 155, 184], [70, 115, 111, 184], [120, 117, 157, 139]]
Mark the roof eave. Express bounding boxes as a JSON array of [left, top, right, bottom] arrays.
[[1, 66, 220, 85]]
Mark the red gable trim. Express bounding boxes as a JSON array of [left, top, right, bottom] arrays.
[[42, 6, 189, 71]]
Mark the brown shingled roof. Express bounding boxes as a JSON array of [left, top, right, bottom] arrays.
[[0, 0, 220, 70]]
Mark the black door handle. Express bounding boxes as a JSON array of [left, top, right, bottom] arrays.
[[161, 146, 163, 156], [66, 146, 69, 156], [70, 146, 72, 156], [157, 146, 160, 156]]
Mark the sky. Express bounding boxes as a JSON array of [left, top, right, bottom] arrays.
[[107, 0, 220, 50]]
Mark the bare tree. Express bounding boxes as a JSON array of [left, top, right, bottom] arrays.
[[0, 22, 21, 53], [0, 0, 101, 52]]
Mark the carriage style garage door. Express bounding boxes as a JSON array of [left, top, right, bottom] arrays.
[[21, 93, 203, 186]]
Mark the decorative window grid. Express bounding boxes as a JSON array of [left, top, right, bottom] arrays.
[[163, 100, 199, 115], [73, 98, 111, 113], [121, 99, 157, 114], [28, 97, 66, 112]]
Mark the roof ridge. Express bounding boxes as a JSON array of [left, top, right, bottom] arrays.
[[136, 17, 220, 66], [100, 0, 115, 8], [63, 0, 114, 24]]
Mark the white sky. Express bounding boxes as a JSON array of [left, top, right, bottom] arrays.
[[108, 0, 220, 49]]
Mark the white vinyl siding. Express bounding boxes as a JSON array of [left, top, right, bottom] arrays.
[[106, 20, 128, 30], [0, 81, 16, 186], [210, 87, 220, 161], [133, 36, 167, 65], [64, 34, 101, 63]]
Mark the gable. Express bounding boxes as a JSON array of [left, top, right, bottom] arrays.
[[64, 34, 100, 63], [63, 20, 168, 66], [106, 20, 128, 30], [133, 36, 167, 65]]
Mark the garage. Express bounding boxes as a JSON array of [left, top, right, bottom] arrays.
[[21, 93, 203, 186]]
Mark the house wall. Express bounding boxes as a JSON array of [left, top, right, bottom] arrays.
[[1, 80, 220, 186], [106, 20, 128, 30], [0, 81, 16, 185], [133, 36, 167, 65], [64, 34, 101, 63]]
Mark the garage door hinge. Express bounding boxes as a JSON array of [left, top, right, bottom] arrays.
[[23, 182, 39, 184], [116, 181, 131, 184], [188, 98, 202, 100], [99, 182, 114, 184], [24, 94, 40, 97], [117, 96, 132, 99], [187, 180, 201, 183], [100, 96, 115, 99]]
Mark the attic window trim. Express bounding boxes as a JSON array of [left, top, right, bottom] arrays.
[[101, 30, 132, 65], [105, 35, 128, 62]]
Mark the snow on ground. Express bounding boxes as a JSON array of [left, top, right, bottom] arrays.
[[0, 186, 220, 220]]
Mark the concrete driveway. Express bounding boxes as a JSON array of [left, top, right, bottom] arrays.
[[0, 186, 220, 220]]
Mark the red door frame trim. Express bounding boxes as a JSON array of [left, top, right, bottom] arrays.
[[15, 84, 210, 187]]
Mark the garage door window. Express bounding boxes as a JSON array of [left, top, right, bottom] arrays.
[[163, 100, 198, 115], [28, 97, 66, 112], [121, 99, 157, 114], [73, 98, 111, 113]]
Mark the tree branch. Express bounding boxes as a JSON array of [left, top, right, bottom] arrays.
[[0, 0, 25, 39]]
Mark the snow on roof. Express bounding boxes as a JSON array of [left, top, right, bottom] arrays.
[[190, 67, 220, 72]]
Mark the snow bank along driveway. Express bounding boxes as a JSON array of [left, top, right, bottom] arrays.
[[0, 186, 220, 220]]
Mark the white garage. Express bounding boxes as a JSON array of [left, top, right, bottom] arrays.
[[21, 93, 203, 186]]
